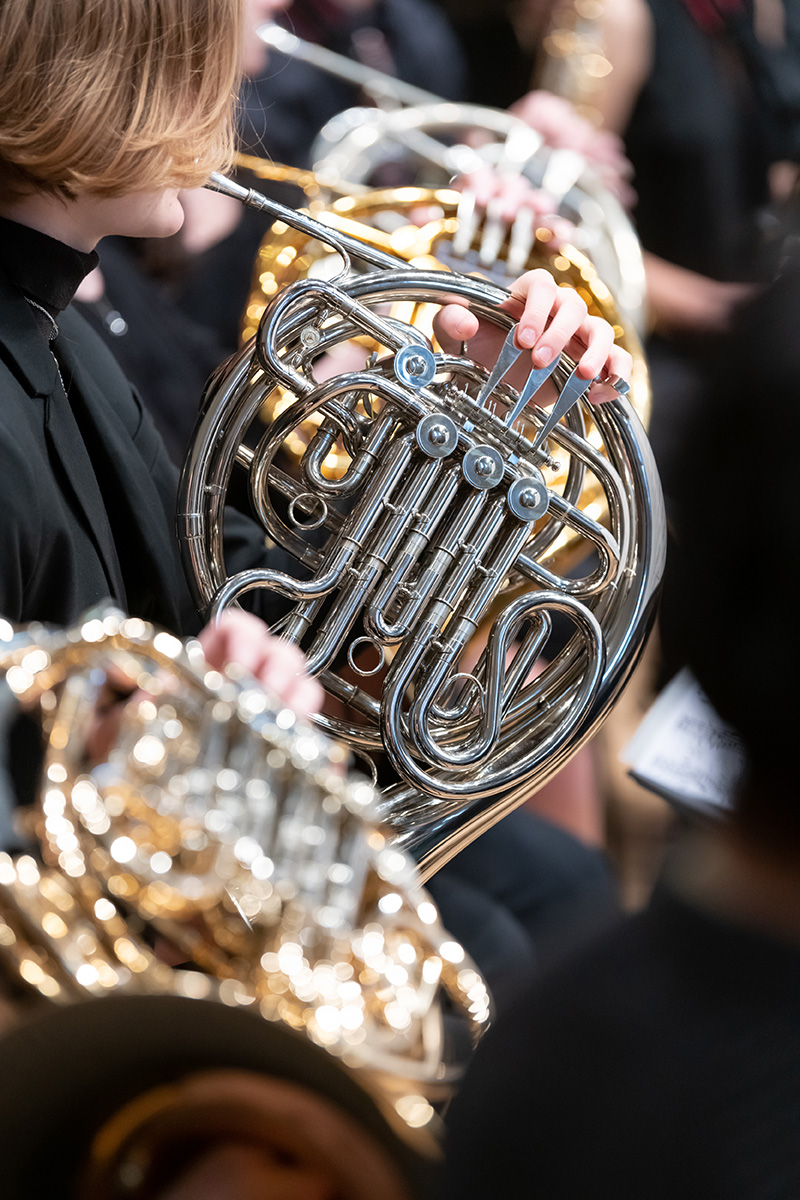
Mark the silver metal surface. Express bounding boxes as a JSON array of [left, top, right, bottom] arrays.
[[462, 445, 505, 489], [530, 365, 593, 452], [416, 414, 459, 458], [395, 344, 437, 388], [507, 472, 549, 521], [178, 174, 665, 880]]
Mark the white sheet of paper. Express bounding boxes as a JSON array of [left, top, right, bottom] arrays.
[[622, 668, 746, 818]]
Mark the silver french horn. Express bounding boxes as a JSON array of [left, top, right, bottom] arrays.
[[177, 173, 666, 881]]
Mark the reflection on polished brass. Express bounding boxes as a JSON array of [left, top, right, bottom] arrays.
[[234, 151, 357, 205], [534, 0, 613, 127], [0, 610, 490, 1135]]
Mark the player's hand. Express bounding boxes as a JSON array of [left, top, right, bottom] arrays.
[[455, 164, 575, 243], [434, 268, 631, 403]]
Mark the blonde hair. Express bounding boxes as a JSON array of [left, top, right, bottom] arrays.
[[0, 0, 244, 199]]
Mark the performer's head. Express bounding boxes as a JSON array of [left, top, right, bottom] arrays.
[[0, 0, 244, 239]]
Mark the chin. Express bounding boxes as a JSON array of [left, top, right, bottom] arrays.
[[150, 193, 185, 239]]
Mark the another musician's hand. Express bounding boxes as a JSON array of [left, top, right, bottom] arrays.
[[455, 165, 574, 243], [199, 611, 323, 718], [434, 268, 631, 401], [84, 613, 322, 764], [509, 90, 636, 209]]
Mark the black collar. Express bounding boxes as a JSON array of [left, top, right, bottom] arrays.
[[0, 217, 98, 317]]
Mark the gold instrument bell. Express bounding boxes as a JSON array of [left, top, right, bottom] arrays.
[[0, 608, 490, 1196]]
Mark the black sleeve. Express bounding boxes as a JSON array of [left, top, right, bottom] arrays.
[[440, 929, 706, 1200]]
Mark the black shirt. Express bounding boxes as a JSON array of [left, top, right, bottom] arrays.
[[0, 215, 98, 319], [0, 217, 133, 616], [624, 0, 778, 282], [0, 217, 279, 633]]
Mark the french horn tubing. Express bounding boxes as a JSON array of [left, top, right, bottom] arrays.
[[237, 173, 650, 480], [0, 608, 488, 1192], [257, 21, 442, 110], [177, 173, 666, 880]]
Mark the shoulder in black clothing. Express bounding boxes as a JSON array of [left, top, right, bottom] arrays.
[[0, 254, 288, 635], [442, 882, 800, 1200]]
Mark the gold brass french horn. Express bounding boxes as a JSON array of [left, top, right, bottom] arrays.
[[177, 173, 666, 880], [0, 608, 489, 1196]]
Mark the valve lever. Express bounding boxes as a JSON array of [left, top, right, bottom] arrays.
[[503, 356, 561, 428], [530, 365, 593, 452], [474, 325, 523, 409]]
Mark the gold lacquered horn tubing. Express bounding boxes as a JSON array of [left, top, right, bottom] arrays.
[[205, 172, 414, 274], [256, 22, 441, 108]]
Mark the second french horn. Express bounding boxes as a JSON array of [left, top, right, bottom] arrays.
[[0, 609, 486, 1196], [256, 20, 647, 335]]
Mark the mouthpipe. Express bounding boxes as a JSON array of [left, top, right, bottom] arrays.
[[204, 171, 416, 274]]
